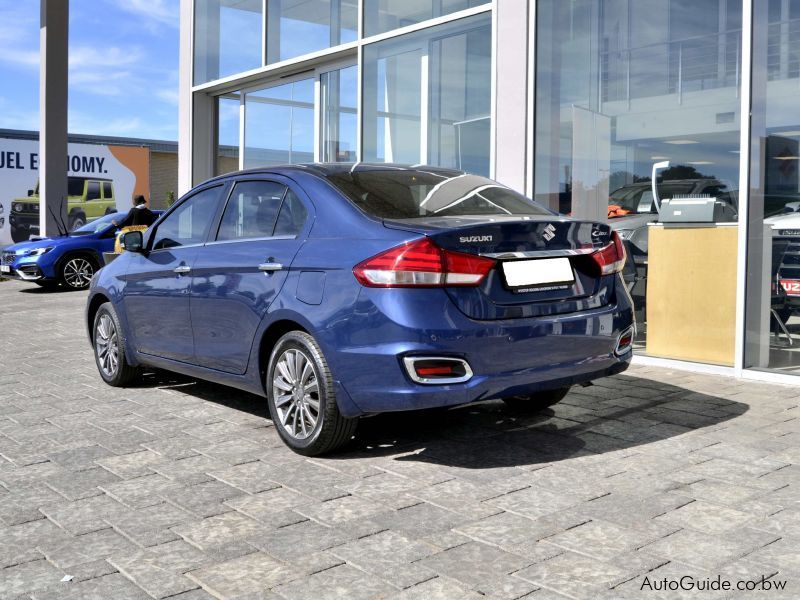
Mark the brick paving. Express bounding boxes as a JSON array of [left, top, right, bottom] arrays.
[[0, 278, 798, 599]]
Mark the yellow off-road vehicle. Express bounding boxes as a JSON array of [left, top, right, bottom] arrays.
[[10, 177, 116, 242]]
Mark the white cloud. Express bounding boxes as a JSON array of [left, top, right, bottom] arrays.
[[155, 88, 179, 106], [113, 0, 179, 31]]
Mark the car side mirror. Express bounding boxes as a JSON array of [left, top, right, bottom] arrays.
[[27, 189, 33, 197], [122, 230, 144, 253]]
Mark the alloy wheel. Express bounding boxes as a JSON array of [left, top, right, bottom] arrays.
[[63, 258, 94, 288], [272, 348, 320, 440], [95, 313, 119, 378]]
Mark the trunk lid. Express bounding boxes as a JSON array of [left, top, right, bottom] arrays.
[[384, 216, 617, 320]]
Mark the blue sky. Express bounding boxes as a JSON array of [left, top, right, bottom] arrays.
[[0, 0, 179, 141]]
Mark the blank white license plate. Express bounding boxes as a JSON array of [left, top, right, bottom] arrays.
[[0, 265, 10, 274], [502, 257, 574, 288]]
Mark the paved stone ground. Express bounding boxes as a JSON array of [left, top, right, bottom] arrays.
[[0, 279, 799, 599]]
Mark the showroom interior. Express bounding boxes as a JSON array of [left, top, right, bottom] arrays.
[[179, 0, 800, 383]]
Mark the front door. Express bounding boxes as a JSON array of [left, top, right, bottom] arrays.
[[121, 184, 225, 362], [190, 178, 310, 373]]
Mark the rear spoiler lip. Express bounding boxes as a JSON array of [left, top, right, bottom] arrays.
[[381, 215, 597, 235]]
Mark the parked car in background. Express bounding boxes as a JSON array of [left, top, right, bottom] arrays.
[[1, 211, 162, 290], [766, 209, 800, 319], [86, 164, 634, 455], [10, 176, 116, 242]]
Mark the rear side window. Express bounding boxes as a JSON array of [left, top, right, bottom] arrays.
[[217, 181, 287, 241], [86, 181, 101, 200], [326, 170, 552, 219], [273, 189, 308, 236], [152, 186, 221, 250], [103, 182, 113, 199]]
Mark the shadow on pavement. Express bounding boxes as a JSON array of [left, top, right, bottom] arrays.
[[133, 371, 748, 469]]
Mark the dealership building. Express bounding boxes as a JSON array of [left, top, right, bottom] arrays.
[[177, 0, 800, 383]]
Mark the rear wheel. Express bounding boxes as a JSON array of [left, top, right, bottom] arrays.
[[93, 302, 140, 386], [502, 387, 571, 412], [60, 255, 97, 289], [266, 331, 358, 456], [69, 213, 86, 231]]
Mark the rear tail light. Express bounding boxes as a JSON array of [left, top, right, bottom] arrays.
[[592, 231, 627, 275], [353, 237, 495, 288], [403, 356, 473, 384]]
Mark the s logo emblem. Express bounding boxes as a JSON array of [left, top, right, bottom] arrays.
[[542, 224, 556, 241]]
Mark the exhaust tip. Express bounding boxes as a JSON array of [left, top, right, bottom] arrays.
[[403, 356, 473, 385]]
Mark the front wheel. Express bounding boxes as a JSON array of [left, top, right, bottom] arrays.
[[267, 331, 358, 456], [60, 255, 97, 289], [502, 387, 571, 412], [93, 302, 140, 387], [69, 214, 86, 231]]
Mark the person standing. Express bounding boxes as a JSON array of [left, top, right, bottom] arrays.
[[112, 194, 157, 228]]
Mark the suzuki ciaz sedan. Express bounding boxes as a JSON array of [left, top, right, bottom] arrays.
[[86, 164, 634, 455]]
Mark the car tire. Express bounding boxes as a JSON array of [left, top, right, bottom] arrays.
[[59, 254, 98, 289], [92, 302, 140, 387], [502, 387, 571, 411], [69, 213, 86, 231], [266, 330, 358, 456]]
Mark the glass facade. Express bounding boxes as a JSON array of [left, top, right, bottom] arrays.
[[745, 0, 800, 374], [194, 0, 264, 84], [362, 14, 491, 174], [266, 0, 358, 64], [321, 66, 358, 162], [244, 79, 315, 168], [215, 94, 241, 175], [188, 0, 800, 380], [535, 0, 742, 358], [364, 0, 489, 36]]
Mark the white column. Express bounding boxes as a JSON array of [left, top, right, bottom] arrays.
[[39, 0, 69, 237], [178, 0, 194, 195], [493, 0, 529, 194]]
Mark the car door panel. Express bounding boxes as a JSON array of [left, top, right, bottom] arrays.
[[190, 180, 310, 374], [121, 248, 199, 362], [120, 183, 226, 363]]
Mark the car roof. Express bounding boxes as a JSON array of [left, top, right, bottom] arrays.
[[204, 163, 466, 185]]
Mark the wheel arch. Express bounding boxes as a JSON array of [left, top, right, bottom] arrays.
[[86, 292, 111, 338], [257, 319, 309, 387]]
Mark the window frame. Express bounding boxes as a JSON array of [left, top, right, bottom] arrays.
[[147, 182, 228, 253], [205, 174, 314, 246]]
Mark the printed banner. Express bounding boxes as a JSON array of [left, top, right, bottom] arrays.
[[0, 138, 150, 245]]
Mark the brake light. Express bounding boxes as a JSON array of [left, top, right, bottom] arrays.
[[353, 237, 495, 288], [592, 231, 626, 275]]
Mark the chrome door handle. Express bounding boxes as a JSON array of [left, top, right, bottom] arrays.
[[174, 265, 191, 274], [258, 262, 283, 272]]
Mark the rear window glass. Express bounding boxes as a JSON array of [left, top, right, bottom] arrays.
[[326, 170, 552, 219]]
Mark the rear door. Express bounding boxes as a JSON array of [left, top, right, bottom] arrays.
[[190, 177, 311, 374], [121, 184, 225, 362]]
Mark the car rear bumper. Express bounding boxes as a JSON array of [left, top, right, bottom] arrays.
[[324, 284, 634, 417]]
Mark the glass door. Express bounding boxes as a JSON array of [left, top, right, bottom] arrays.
[[744, 0, 800, 375]]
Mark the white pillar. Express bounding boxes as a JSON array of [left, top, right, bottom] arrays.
[[39, 0, 69, 237], [493, 0, 529, 194], [178, 0, 194, 195]]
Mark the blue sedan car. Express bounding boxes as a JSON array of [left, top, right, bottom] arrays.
[[86, 164, 634, 455], [1, 211, 162, 290]]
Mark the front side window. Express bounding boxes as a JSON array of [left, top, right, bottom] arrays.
[[152, 186, 222, 250], [217, 181, 287, 241]]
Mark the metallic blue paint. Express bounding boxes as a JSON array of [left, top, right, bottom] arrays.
[[86, 165, 633, 417]]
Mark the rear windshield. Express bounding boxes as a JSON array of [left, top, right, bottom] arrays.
[[326, 170, 553, 219]]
